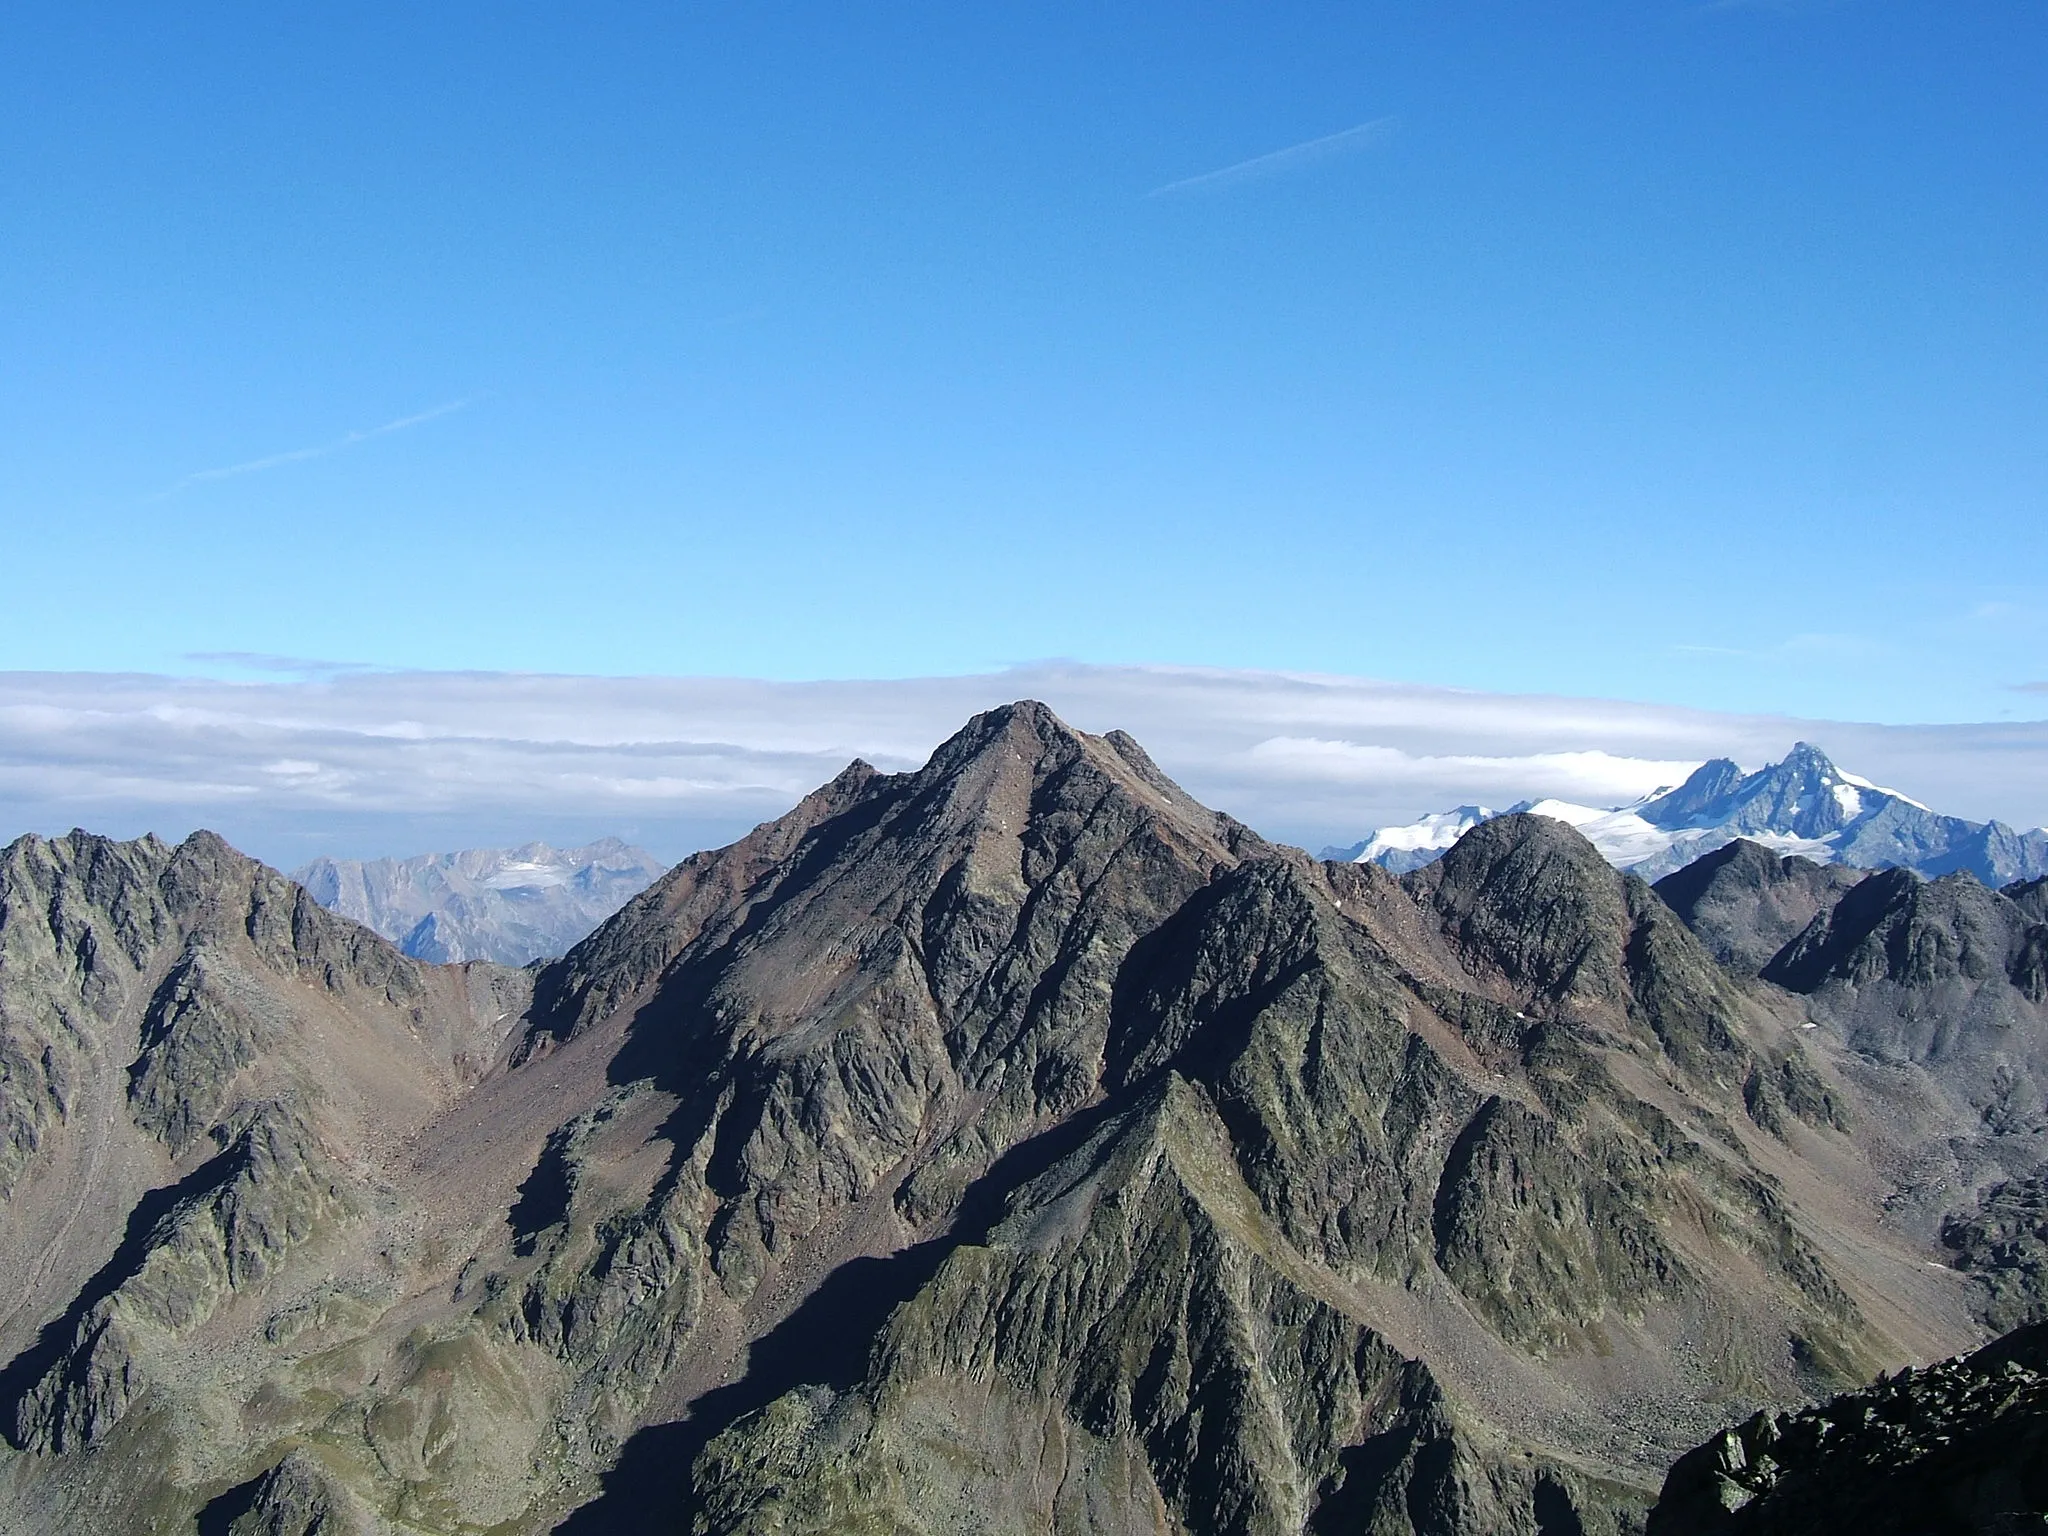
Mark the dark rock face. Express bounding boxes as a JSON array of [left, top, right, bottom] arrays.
[[1943, 1175, 2048, 1333], [1653, 841, 1863, 976], [1646, 1322, 2048, 1536], [2007, 878, 2048, 927], [0, 705, 2032, 1535]]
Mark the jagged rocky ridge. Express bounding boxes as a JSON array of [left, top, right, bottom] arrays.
[[294, 839, 667, 966], [0, 704, 2040, 1534], [1647, 1320, 2048, 1535]]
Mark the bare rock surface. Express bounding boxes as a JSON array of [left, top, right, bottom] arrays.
[[1653, 841, 1863, 976]]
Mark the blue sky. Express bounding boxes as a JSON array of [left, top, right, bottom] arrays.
[[4, 2, 2044, 725]]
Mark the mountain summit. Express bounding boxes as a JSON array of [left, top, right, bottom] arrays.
[[1329, 742, 2048, 886]]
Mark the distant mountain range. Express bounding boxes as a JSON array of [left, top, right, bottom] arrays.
[[292, 837, 666, 964], [1323, 741, 2048, 886]]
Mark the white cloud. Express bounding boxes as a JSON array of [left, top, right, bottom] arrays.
[[1245, 739, 1703, 803], [1, 664, 2044, 866]]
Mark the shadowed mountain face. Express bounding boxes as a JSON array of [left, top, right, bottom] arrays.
[[0, 706, 2035, 1535], [1652, 841, 1865, 976]]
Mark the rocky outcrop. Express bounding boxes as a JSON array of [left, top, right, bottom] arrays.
[[1646, 1322, 2048, 1535], [235, 1449, 382, 1535], [2007, 877, 2048, 926], [1942, 1174, 2048, 1333]]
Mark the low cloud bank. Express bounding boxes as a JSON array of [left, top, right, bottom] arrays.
[[2, 665, 2043, 869]]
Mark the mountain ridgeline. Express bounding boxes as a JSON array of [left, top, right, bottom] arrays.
[[0, 702, 2043, 1535]]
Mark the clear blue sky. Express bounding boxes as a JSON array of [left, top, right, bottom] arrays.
[[4, 2, 2043, 725]]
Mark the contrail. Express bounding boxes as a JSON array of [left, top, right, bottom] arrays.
[[164, 398, 475, 492], [1147, 117, 1394, 198]]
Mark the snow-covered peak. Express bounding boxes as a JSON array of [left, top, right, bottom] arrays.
[[1322, 744, 2048, 887], [1320, 806, 1494, 873], [1508, 798, 1610, 828]]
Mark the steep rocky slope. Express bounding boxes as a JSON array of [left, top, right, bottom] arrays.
[[0, 707, 2026, 1535], [1651, 841, 1863, 976], [1646, 1320, 2048, 1535]]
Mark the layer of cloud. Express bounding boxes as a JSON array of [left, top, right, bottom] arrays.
[[1245, 740, 1703, 804], [2, 664, 2044, 869]]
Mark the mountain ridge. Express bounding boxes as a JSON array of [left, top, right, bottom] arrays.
[[0, 702, 2040, 1534]]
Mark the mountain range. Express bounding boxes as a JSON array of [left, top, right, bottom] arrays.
[[0, 702, 2044, 1534], [293, 838, 666, 965], [1325, 742, 2048, 887]]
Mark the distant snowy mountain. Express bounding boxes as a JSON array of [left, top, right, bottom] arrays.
[[293, 837, 666, 965], [1322, 806, 1494, 874], [1321, 742, 2048, 885]]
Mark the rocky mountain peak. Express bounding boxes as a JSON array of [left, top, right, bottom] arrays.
[[1639, 757, 1747, 826], [1642, 741, 1860, 840], [1335, 744, 2046, 889], [1409, 811, 1631, 1005], [2005, 876, 2047, 925]]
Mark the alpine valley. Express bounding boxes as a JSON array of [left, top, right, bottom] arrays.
[[2, 703, 2046, 1535]]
